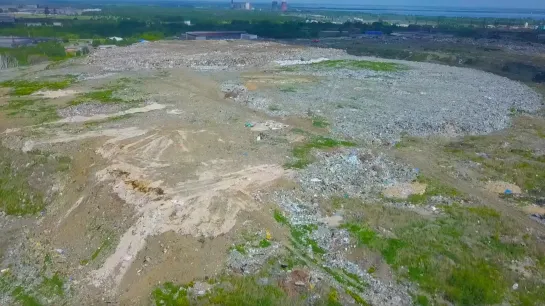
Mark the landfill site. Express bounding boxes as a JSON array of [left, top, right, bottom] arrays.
[[1, 40, 545, 305]]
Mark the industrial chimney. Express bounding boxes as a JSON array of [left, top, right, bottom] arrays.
[[280, 0, 287, 12]]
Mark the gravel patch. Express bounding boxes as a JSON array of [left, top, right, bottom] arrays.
[[86, 41, 346, 72], [57, 102, 130, 118], [243, 57, 543, 142], [298, 149, 418, 199], [273, 191, 413, 305]]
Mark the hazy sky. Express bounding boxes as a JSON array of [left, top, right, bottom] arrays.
[[282, 0, 545, 9]]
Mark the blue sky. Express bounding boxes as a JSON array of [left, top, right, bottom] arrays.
[[261, 0, 545, 9]]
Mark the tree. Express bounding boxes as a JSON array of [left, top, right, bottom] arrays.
[[92, 39, 101, 47], [53, 8, 57, 15], [44, 6, 50, 16]]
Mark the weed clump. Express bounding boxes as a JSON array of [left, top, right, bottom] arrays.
[[341, 204, 541, 305], [152, 282, 190, 306], [3, 99, 60, 123], [0, 77, 74, 96], [310, 60, 405, 72], [312, 116, 329, 128], [285, 136, 356, 169], [0, 159, 44, 216]]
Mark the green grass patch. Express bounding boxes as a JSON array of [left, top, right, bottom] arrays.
[[285, 136, 356, 169], [11, 286, 42, 306], [444, 133, 545, 198], [312, 116, 329, 128], [152, 282, 190, 306], [273, 209, 289, 225], [258, 239, 272, 248], [290, 224, 325, 255], [233, 244, 247, 255], [83, 114, 132, 127], [38, 273, 65, 297], [70, 89, 123, 105], [310, 60, 405, 72], [70, 78, 138, 105], [268, 105, 281, 111], [3, 99, 60, 123], [0, 158, 44, 216], [341, 204, 543, 305], [406, 175, 461, 204], [415, 294, 430, 306], [345, 289, 369, 306], [326, 288, 343, 306], [206, 275, 294, 306], [445, 261, 505, 305], [279, 86, 297, 93], [0, 77, 74, 96], [80, 237, 112, 265]]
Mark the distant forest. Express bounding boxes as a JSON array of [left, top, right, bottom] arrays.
[[1, 5, 543, 41]]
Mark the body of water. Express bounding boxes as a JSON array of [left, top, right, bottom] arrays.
[[291, 5, 545, 20]]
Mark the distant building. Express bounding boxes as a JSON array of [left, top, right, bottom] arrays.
[[280, 1, 287, 12], [185, 31, 252, 40], [231, 0, 247, 9], [244, 2, 251, 10], [241, 33, 258, 40], [52, 22, 62, 27], [82, 8, 101, 12], [98, 45, 116, 49], [184, 20, 191, 26], [272, 1, 278, 10], [25, 22, 42, 27], [109, 36, 123, 41]]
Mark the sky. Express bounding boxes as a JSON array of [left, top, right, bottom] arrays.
[[264, 0, 545, 9]]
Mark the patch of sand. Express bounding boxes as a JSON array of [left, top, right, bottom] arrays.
[[274, 57, 329, 66], [250, 120, 288, 132], [90, 162, 287, 291], [319, 215, 343, 227], [21, 127, 148, 152], [382, 182, 427, 199], [32, 89, 79, 98], [81, 127, 290, 291], [55, 102, 166, 124], [522, 205, 545, 215], [485, 181, 522, 194]]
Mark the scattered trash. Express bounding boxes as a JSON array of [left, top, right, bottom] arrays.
[[258, 277, 270, 286], [55, 249, 65, 255], [346, 154, 360, 165], [505, 189, 513, 195], [0, 268, 9, 274], [310, 178, 322, 182], [266, 230, 272, 240], [245, 122, 255, 128], [512, 283, 519, 290]]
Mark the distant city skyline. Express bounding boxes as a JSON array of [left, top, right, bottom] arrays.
[[217, 0, 545, 10]]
